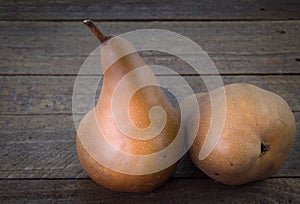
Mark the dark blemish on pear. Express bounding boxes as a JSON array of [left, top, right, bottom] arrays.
[[261, 143, 270, 155]]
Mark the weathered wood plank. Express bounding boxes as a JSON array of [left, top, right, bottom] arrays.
[[0, 21, 299, 75], [0, 110, 299, 179], [0, 178, 299, 203], [0, 75, 299, 115], [0, 0, 299, 20]]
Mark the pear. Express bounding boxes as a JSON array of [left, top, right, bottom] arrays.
[[76, 20, 181, 192], [186, 83, 295, 185]]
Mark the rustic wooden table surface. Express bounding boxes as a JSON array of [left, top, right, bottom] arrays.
[[0, 0, 299, 203]]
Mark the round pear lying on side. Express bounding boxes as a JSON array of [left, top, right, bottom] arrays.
[[186, 83, 296, 185]]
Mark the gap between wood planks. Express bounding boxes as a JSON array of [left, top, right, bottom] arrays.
[[1, 19, 300, 22], [0, 73, 300, 77], [0, 175, 299, 181]]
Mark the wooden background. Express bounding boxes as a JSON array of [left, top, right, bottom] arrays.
[[0, 0, 299, 203]]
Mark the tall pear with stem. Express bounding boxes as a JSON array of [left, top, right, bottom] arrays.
[[76, 20, 182, 192]]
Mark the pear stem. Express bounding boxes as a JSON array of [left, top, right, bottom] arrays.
[[83, 19, 108, 43]]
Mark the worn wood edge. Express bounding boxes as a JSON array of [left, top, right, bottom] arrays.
[[0, 178, 299, 203], [0, 21, 299, 75], [0, 0, 300, 20]]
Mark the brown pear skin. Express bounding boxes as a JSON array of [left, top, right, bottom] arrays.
[[76, 20, 180, 192], [187, 83, 295, 185]]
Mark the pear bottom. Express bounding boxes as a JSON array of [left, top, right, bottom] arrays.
[[76, 136, 177, 192]]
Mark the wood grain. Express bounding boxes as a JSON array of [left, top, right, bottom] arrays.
[[0, 0, 299, 20], [0, 178, 299, 203], [0, 75, 299, 115], [0, 21, 299, 75], [0, 109, 298, 179]]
